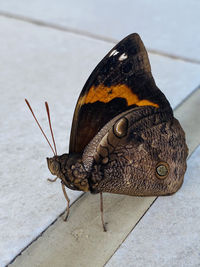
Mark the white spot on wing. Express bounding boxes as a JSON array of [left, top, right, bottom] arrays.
[[109, 49, 119, 57], [119, 53, 128, 61]]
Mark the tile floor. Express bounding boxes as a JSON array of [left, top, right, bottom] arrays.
[[0, 1, 200, 267]]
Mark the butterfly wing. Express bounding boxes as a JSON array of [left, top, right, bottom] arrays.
[[69, 33, 172, 154], [82, 106, 188, 196]]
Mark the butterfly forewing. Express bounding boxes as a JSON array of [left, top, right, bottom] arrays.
[[69, 33, 172, 154]]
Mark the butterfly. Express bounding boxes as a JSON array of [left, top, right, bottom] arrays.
[[26, 33, 188, 231]]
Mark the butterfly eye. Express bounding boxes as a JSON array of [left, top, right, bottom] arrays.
[[155, 162, 169, 179]]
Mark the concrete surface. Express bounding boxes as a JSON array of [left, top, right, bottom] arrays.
[[0, 1, 200, 267]]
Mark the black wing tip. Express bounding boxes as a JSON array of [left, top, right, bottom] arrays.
[[119, 33, 143, 43], [118, 33, 145, 50], [126, 32, 141, 39]]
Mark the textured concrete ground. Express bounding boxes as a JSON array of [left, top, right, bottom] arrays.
[[0, 1, 200, 267]]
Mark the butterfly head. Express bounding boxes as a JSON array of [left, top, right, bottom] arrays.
[[47, 153, 90, 192], [47, 156, 61, 176]]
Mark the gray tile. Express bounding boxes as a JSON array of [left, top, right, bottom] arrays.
[[0, 0, 200, 61], [175, 87, 200, 154], [106, 145, 200, 267]]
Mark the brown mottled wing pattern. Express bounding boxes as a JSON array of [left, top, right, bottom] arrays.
[[83, 106, 188, 196], [69, 33, 172, 154]]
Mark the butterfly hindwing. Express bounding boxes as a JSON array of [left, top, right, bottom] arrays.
[[82, 105, 187, 196], [69, 33, 172, 154]]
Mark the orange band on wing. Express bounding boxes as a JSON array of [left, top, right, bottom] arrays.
[[84, 84, 159, 108], [136, 100, 158, 107]]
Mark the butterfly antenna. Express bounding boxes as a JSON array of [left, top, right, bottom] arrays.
[[45, 101, 57, 155], [25, 99, 56, 156]]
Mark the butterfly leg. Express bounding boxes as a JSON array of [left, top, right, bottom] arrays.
[[100, 192, 107, 232], [47, 177, 58, 182], [61, 182, 70, 221]]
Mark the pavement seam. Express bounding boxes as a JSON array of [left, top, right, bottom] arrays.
[[0, 10, 200, 65], [174, 84, 200, 110]]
